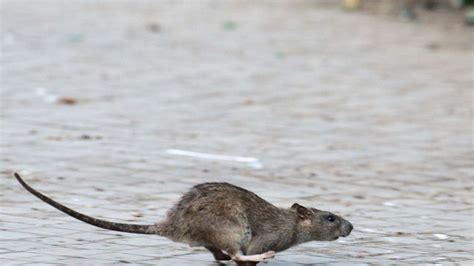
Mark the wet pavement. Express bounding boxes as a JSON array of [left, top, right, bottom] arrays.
[[1, 0, 473, 265]]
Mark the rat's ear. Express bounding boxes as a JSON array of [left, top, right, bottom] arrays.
[[291, 203, 301, 209], [293, 204, 312, 219]]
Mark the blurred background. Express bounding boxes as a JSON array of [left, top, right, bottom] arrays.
[[1, 0, 473, 265]]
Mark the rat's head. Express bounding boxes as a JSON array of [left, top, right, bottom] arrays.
[[291, 203, 353, 242]]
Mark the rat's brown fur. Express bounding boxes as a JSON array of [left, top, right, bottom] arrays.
[[15, 173, 353, 264]]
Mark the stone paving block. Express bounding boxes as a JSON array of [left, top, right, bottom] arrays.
[[1, 252, 40, 261], [102, 236, 170, 247], [2, 259, 39, 266], [0, 231, 39, 241]]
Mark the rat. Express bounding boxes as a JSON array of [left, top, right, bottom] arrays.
[[14, 173, 353, 265]]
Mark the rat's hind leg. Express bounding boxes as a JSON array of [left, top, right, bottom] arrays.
[[205, 246, 231, 261]]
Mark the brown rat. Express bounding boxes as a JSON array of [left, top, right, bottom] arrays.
[[14, 173, 353, 265]]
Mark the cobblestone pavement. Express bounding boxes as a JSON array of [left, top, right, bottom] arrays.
[[1, 0, 473, 265]]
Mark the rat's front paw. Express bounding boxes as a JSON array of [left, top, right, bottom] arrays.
[[262, 251, 275, 260]]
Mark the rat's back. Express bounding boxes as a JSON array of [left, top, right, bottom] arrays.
[[156, 182, 280, 247]]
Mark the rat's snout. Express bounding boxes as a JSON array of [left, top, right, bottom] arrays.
[[340, 220, 353, 237]]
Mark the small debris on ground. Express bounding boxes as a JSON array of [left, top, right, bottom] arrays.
[[146, 22, 161, 32], [132, 212, 143, 218], [80, 134, 92, 140], [57, 97, 78, 105], [434, 234, 449, 240], [426, 42, 441, 50], [36, 87, 58, 103], [46, 136, 63, 141], [68, 33, 84, 43], [401, 7, 417, 21], [223, 20, 238, 30], [275, 51, 285, 59], [165, 149, 263, 169], [466, 9, 474, 25], [79, 134, 103, 140], [342, 0, 361, 10], [243, 97, 254, 105]]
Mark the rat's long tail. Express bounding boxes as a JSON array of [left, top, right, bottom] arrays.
[[14, 173, 161, 235]]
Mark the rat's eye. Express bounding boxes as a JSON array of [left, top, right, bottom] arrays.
[[326, 215, 335, 222]]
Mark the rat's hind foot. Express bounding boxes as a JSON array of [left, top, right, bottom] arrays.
[[232, 251, 275, 263], [205, 246, 231, 261]]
